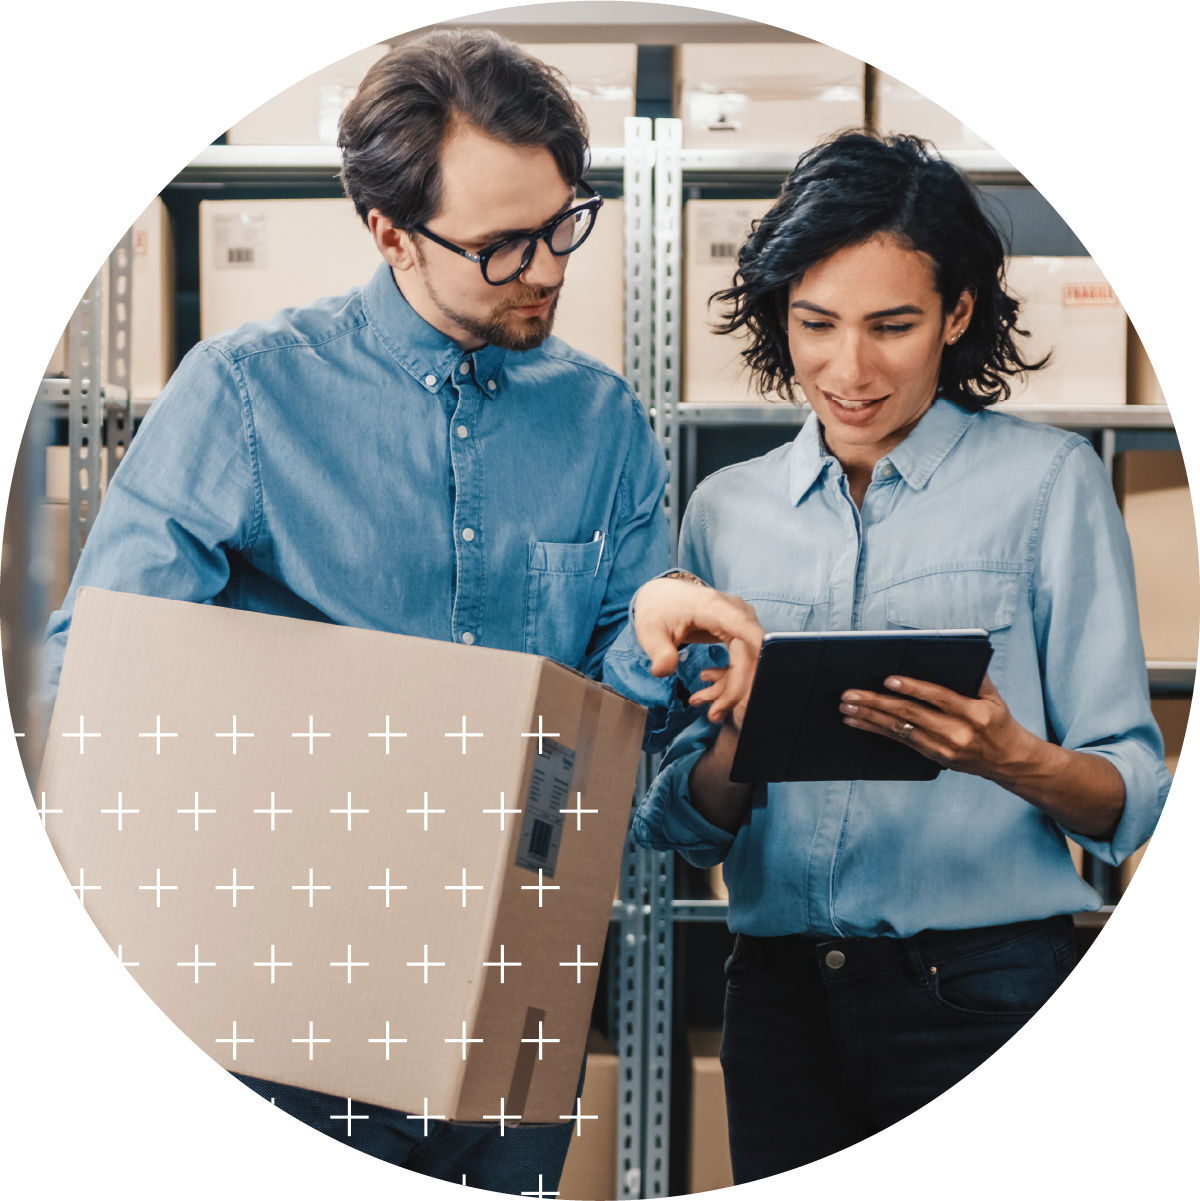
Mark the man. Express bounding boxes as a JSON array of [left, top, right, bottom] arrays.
[[40, 28, 758, 1192]]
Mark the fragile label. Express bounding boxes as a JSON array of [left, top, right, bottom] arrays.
[[515, 738, 575, 878], [1063, 282, 1117, 307]]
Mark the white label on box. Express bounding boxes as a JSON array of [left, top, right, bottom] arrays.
[[692, 206, 761, 266], [516, 739, 574, 878], [211, 211, 269, 271], [1063, 282, 1118, 306]]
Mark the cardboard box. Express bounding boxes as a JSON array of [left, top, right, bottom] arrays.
[[554, 196, 624, 374], [683, 199, 773, 403], [38, 588, 645, 1122], [1121, 695, 1189, 892], [677, 43, 865, 151], [557, 1029, 618, 1201], [1127, 320, 1166, 406], [199, 198, 380, 338], [874, 70, 990, 151], [687, 1028, 733, 1193], [227, 43, 391, 145], [1115, 450, 1200, 662], [1003, 256, 1127, 406], [520, 43, 636, 149]]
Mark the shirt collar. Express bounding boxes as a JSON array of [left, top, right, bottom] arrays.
[[361, 261, 508, 395], [786, 395, 977, 505]]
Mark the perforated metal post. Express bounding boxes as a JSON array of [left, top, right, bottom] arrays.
[[623, 116, 654, 414], [641, 844, 674, 1199], [105, 228, 135, 483], [66, 272, 104, 574]]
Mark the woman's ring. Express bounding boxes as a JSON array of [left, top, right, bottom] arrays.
[[897, 721, 916, 741]]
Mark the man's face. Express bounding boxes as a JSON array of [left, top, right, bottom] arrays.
[[392, 121, 577, 351]]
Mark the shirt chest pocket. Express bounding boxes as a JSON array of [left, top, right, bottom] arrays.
[[524, 538, 608, 669], [883, 570, 1022, 692]]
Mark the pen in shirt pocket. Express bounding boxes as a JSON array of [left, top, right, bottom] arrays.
[[592, 529, 606, 577]]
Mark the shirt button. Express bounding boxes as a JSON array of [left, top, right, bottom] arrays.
[[456, 425, 469, 439], [459, 361, 470, 375], [878, 463, 896, 479], [461, 528, 475, 542], [423, 373, 437, 388], [824, 949, 846, 970], [486, 380, 497, 391], [461, 631, 476, 646]]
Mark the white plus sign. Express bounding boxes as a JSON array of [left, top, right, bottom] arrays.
[[330, 792, 369, 831], [520, 868, 560, 907], [138, 867, 178, 908], [368, 715, 407, 753], [559, 1096, 599, 1137], [292, 714, 331, 755], [483, 1097, 522, 1135], [329, 1097, 370, 1137], [406, 1098, 446, 1137], [35, 792, 63, 828], [215, 716, 254, 754], [367, 868, 408, 907], [406, 945, 446, 984], [483, 792, 523, 831], [215, 1020, 254, 1062], [444, 1020, 484, 1061], [291, 868, 332, 908], [100, 791, 138, 831], [63, 715, 101, 754], [444, 867, 484, 908], [177, 792, 216, 831], [559, 792, 598, 832], [138, 714, 177, 754], [559, 945, 599, 984], [71, 869, 101, 910], [520, 1020, 560, 1061], [292, 1020, 331, 1061], [483, 945, 522, 984], [367, 1021, 408, 1061], [216, 868, 254, 908], [520, 1174, 559, 1198], [406, 792, 445, 831], [253, 791, 292, 831], [445, 715, 484, 754], [331, 944, 369, 984], [116, 944, 139, 970], [521, 715, 560, 756], [252, 944, 293, 984], [177, 944, 216, 984]]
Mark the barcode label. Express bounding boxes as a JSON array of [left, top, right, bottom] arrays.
[[709, 241, 739, 260], [211, 210, 268, 271], [226, 246, 256, 265], [515, 738, 574, 877]]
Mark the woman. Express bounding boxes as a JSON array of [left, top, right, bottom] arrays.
[[626, 132, 1171, 1179]]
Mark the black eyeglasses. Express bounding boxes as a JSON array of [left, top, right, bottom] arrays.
[[414, 184, 603, 286]]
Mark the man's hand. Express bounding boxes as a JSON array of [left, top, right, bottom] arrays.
[[632, 577, 764, 724]]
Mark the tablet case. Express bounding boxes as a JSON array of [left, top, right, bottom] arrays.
[[729, 630, 993, 783]]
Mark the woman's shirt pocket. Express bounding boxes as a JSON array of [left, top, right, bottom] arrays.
[[524, 537, 608, 668]]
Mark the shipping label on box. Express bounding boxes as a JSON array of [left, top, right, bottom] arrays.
[[38, 588, 646, 1122], [1004, 256, 1127, 406]]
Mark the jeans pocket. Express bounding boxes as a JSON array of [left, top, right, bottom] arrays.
[[926, 925, 1069, 1019]]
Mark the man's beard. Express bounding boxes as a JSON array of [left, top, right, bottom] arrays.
[[428, 279, 561, 352]]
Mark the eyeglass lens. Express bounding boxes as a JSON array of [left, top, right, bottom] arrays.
[[484, 204, 597, 283]]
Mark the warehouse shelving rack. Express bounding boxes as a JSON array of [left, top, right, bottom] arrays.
[[29, 114, 1189, 1200]]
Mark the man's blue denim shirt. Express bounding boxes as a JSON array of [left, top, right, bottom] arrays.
[[42, 262, 670, 718]]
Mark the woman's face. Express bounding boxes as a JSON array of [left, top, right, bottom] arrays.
[[786, 233, 973, 470]]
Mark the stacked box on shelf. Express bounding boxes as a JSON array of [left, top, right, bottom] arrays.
[[556, 1029, 619, 1201], [687, 1028, 734, 1193], [517, 43, 636, 149], [676, 42, 866, 150], [1003, 256, 1127, 406], [225, 43, 391, 145], [873, 68, 991, 151], [1127, 321, 1166, 406]]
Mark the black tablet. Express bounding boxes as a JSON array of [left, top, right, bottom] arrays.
[[728, 629, 994, 784]]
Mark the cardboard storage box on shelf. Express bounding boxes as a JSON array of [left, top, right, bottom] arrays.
[[226, 43, 390, 145], [554, 196, 625, 374], [52, 198, 175, 402], [38, 588, 646, 1121], [873, 70, 990, 151], [199, 198, 380, 338], [687, 1028, 734, 1193], [557, 1029, 618, 1201], [684, 199, 772, 404], [1003, 256, 1127, 406], [1127, 320, 1166, 406], [1115, 450, 1200, 663], [519, 43, 636, 149], [677, 42, 865, 151], [1121, 696, 1189, 892]]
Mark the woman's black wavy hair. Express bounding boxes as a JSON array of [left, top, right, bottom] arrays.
[[713, 130, 1047, 408]]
